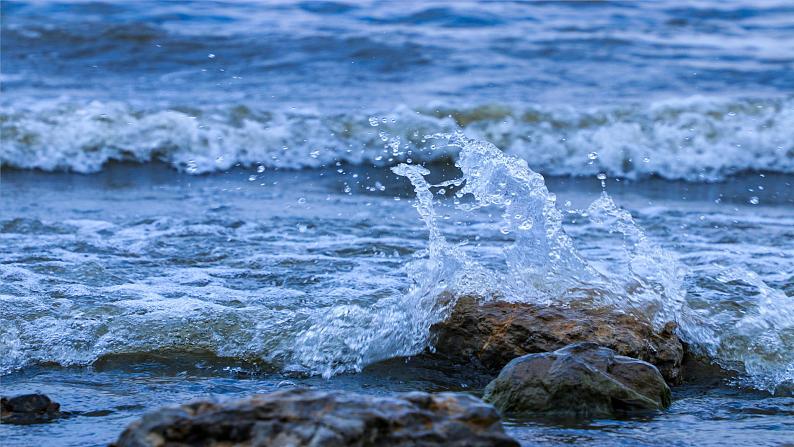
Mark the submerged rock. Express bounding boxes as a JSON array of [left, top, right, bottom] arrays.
[[430, 295, 684, 383], [1, 393, 61, 424], [112, 388, 519, 447], [483, 342, 672, 418]]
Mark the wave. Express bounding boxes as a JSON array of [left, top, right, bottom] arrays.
[[2, 96, 793, 181]]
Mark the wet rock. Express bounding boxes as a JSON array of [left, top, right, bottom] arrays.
[[430, 295, 684, 383], [483, 342, 672, 418], [1, 393, 61, 424], [679, 346, 737, 386], [112, 388, 519, 447]]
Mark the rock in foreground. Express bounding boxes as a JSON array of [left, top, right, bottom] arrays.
[[113, 388, 519, 447], [1, 393, 61, 424], [431, 295, 684, 383], [483, 342, 672, 418]]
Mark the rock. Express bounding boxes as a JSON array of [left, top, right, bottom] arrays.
[[1, 393, 61, 424], [112, 388, 519, 447], [430, 295, 684, 383], [679, 345, 737, 387], [483, 342, 672, 418]]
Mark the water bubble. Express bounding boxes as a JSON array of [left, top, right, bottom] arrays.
[[596, 173, 607, 180], [257, 165, 265, 173], [368, 117, 379, 127], [310, 150, 320, 159], [248, 175, 257, 181], [208, 53, 216, 59], [297, 197, 306, 204], [588, 152, 599, 160], [749, 196, 759, 205], [186, 160, 198, 173], [297, 225, 307, 233], [518, 218, 534, 230]]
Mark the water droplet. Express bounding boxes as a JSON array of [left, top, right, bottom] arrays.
[[518, 218, 534, 230], [248, 175, 257, 181], [208, 53, 216, 59], [749, 196, 759, 205], [257, 165, 265, 173]]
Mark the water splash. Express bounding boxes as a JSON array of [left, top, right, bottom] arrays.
[[293, 132, 793, 392], [684, 266, 794, 392]]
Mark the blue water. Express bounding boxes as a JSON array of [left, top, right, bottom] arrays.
[[2, 0, 792, 178], [1, 1, 794, 446], [3, 0, 793, 105]]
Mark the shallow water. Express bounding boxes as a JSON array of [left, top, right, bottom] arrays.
[[2, 0, 794, 445], [2, 164, 793, 445]]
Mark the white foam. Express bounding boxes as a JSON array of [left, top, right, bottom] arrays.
[[2, 96, 792, 180]]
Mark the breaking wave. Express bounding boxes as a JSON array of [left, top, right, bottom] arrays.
[[2, 95, 793, 181]]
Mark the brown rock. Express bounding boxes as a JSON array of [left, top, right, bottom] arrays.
[[429, 295, 684, 383], [483, 342, 672, 418], [112, 388, 519, 447], [1, 393, 61, 424]]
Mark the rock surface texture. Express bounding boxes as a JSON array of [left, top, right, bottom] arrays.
[[483, 342, 672, 418], [112, 388, 519, 447], [430, 295, 684, 383], [1, 393, 61, 424]]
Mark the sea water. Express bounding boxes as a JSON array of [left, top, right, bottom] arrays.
[[2, 1, 793, 446]]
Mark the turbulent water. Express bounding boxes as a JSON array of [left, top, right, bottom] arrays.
[[3, 96, 793, 181], [2, 1, 794, 180], [2, 1, 794, 446]]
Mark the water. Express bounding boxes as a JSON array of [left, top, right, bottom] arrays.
[[2, 1, 794, 446]]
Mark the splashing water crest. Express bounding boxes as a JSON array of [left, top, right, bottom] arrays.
[[292, 132, 794, 392]]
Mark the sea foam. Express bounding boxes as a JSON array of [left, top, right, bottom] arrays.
[[2, 96, 792, 181]]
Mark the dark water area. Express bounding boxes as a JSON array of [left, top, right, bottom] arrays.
[[2, 1, 794, 446], [3, 0, 793, 106]]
